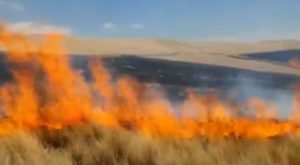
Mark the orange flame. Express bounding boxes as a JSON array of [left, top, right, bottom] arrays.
[[0, 22, 300, 139]]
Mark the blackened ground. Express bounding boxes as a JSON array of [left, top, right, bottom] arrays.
[[72, 54, 300, 103], [232, 49, 300, 65], [0, 52, 300, 103]]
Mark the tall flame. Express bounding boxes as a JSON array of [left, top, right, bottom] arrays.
[[0, 22, 300, 139]]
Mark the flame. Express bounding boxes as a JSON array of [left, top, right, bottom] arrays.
[[1, 22, 300, 139]]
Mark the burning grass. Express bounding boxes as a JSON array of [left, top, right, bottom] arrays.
[[2, 21, 300, 164]]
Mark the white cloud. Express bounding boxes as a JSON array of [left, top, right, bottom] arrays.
[[131, 23, 144, 29], [103, 22, 115, 29], [8, 22, 71, 35], [0, 0, 25, 11]]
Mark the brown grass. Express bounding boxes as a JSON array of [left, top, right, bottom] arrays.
[[1, 125, 300, 165]]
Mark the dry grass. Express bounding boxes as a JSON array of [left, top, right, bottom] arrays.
[[1, 125, 300, 165]]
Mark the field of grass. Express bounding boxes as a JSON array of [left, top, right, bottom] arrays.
[[0, 125, 300, 165]]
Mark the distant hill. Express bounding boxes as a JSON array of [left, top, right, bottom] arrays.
[[2, 36, 300, 75], [64, 37, 300, 56], [63, 37, 300, 76]]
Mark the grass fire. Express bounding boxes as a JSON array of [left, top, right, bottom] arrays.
[[1, 22, 300, 165]]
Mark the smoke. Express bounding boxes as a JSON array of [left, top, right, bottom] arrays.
[[8, 22, 71, 35], [232, 74, 293, 119]]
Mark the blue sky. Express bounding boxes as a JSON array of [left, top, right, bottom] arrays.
[[0, 0, 300, 41]]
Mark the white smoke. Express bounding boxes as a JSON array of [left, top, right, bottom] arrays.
[[8, 21, 71, 35]]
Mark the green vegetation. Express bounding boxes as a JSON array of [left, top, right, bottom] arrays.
[[1, 125, 300, 165]]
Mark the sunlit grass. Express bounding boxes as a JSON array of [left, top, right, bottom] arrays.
[[1, 125, 300, 165]]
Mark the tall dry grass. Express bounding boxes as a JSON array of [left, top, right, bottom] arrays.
[[0, 125, 300, 165]]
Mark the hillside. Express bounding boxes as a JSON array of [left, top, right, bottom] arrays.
[[64, 37, 300, 76], [1, 36, 300, 75]]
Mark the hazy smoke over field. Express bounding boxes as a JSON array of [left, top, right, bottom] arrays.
[[230, 74, 294, 118]]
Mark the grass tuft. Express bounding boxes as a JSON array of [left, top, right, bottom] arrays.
[[0, 125, 300, 165]]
